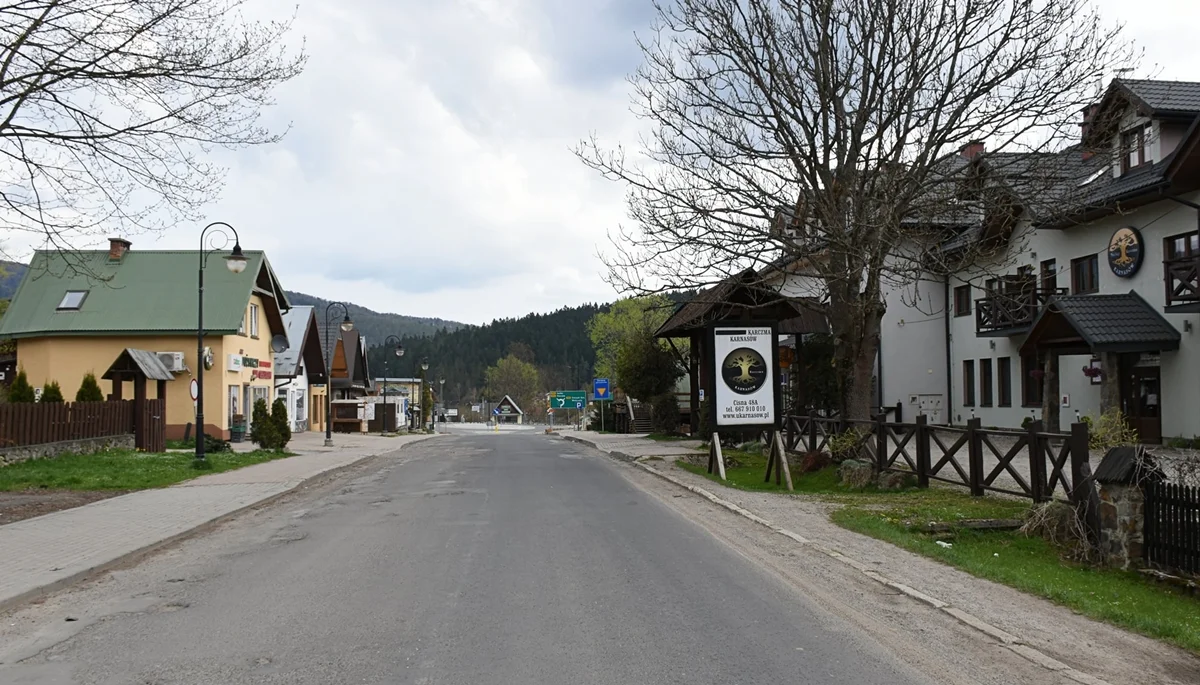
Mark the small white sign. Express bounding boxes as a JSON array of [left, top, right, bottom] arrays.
[[699, 388, 705, 401], [712, 325, 777, 428], [1060, 394, 1070, 408], [189, 378, 199, 401], [227, 354, 243, 372]]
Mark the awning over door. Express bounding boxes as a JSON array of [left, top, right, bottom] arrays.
[[1020, 292, 1181, 355]]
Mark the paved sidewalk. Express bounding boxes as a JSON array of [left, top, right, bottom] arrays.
[[560, 431, 1200, 685], [557, 430, 703, 459], [0, 431, 438, 612]]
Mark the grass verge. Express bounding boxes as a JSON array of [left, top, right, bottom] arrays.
[[675, 448, 1200, 653], [0, 449, 294, 491]]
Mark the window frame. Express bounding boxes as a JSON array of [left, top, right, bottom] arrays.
[[979, 358, 993, 407], [962, 359, 976, 408], [1039, 259, 1057, 292], [1120, 124, 1151, 173], [997, 357, 1012, 407], [1165, 231, 1200, 261], [1071, 254, 1099, 295], [56, 290, 89, 311], [249, 303, 260, 339], [953, 285, 972, 317]]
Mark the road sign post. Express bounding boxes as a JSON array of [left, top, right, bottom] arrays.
[[548, 390, 586, 409], [592, 379, 611, 432]]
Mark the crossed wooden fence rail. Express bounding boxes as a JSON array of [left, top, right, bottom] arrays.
[[783, 411, 1092, 503]]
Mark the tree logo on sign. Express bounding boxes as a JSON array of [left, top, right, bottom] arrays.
[[721, 348, 767, 394]]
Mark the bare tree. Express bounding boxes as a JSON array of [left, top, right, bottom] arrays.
[[578, 0, 1134, 419], [0, 0, 306, 268]]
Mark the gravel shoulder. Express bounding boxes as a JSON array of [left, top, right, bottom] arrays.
[[607, 450, 1200, 685]]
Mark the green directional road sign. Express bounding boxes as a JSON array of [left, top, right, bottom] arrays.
[[549, 390, 587, 409]]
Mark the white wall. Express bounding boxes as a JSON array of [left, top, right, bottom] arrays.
[[275, 369, 310, 431], [879, 275, 949, 421], [942, 190, 1200, 435]]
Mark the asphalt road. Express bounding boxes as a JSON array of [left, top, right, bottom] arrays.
[[2, 431, 936, 684]]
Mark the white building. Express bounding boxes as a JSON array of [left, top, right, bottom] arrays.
[[273, 306, 328, 432], [768, 78, 1200, 444]]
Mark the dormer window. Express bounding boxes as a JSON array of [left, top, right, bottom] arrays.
[[1121, 124, 1152, 173]]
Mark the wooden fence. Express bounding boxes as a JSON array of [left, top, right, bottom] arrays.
[[783, 412, 1091, 503], [0, 401, 134, 448], [1144, 481, 1200, 575]]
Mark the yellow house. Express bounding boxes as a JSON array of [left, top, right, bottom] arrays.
[[0, 238, 293, 440]]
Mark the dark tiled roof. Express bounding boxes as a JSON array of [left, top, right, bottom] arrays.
[[1120, 79, 1200, 114], [654, 268, 827, 337], [102, 348, 176, 382], [1043, 292, 1181, 352]]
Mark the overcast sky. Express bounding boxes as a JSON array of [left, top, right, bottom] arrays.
[[130, 0, 1200, 325]]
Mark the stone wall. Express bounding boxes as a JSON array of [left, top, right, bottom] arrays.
[[0, 434, 135, 466], [1098, 482, 1145, 570]]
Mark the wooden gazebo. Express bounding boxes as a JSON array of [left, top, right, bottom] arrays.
[[655, 268, 828, 433], [103, 348, 173, 452]]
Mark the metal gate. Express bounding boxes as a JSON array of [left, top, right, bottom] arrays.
[[1144, 481, 1200, 575]]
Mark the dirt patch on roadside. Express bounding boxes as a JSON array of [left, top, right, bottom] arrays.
[[0, 491, 130, 525]]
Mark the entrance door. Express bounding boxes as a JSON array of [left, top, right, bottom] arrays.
[[1121, 361, 1162, 444]]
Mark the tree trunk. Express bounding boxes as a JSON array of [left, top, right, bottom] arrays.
[[1099, 352, 1120, 415], [1042, 353, 1060, 431]]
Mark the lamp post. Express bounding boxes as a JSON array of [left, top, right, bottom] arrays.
[[324, 302, 354, 447], [382, 336, 402, 435], [419, 357, 429, 431], [438, 377, 446, 427], [196, 222, 248, 469]]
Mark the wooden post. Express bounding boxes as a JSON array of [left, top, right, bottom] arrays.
[[915, 414, 930, 488], [1069, 421, 1100, 549], [808, 409, 818, 453], [874, 413, 888, 473], [894, 400, 904, 424], [133, 375, 147, 450], [1028, 419, 1047, 502], [764, 432, 777, 484], [967, 417, 985, 497], [712, 432, 727, 481], [775, 430, 793, 491]]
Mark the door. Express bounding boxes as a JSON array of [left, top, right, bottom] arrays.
[[1121, 359, 1162, 444]]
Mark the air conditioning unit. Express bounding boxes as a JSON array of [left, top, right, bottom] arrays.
[[157, 352, 186, 373]]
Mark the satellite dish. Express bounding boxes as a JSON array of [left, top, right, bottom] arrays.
[[270, 334, 289, 353]]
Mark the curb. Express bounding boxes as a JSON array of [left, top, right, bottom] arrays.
[[0, 435, 440, 614], [564, 433, 1112, 685]]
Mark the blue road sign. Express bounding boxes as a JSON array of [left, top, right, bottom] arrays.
[[593, 378, 611, 401], [493, 407, 500, 415], [575, 400, 584, 409]]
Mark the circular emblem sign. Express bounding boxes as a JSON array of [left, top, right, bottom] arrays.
[[1108, 226, 1144, 278], [202, 346, 215, 370], [721, 347, 768, 395]]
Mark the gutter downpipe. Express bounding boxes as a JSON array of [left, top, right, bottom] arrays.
[[944, 274, 954, 426]]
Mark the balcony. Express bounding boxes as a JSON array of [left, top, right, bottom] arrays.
[[1164, 256, 1200, 312], [975, 286, 1066, 336]]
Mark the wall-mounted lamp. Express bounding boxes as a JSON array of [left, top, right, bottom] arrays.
[[1185, 320, 1193, 333], [989, 340, 996, 350]]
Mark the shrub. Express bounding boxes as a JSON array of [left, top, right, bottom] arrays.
[[76, 372, 104, 402], [8, 368, 34, 402], [1021, 415, 1035, 429], [797, 450, 832, 474], [649, 393, 680, 435], [697, 398, 712, 438], [40, 380, 64, 402], [271, 397, 292, 449], [828, 427, 867, 463], [249, 398, 281, 450], [1167, 436, 1192, 449], [1086, 409, 1139, 452], [587, 402, 615, 431]]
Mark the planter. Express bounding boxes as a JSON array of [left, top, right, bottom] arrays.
[[230, 414, 247, 443]]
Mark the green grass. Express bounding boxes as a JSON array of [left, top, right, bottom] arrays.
[[834, 502, 1200, 654], [676, 450, 844, 494], [164, 438, 194, 450], [0, 448, 294, 491]]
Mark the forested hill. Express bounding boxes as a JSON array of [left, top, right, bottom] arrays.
[[367, 304, 605, 405], [285, 291, 463, 341]]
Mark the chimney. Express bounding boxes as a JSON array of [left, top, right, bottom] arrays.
[[959, 140, 985, 160], [1080, 103, 1101, 160], [107, 237, 132, 262]]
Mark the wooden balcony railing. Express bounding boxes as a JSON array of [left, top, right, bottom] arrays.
[[975, 287, 1065, 335], [1164, 256, 1200, 308]]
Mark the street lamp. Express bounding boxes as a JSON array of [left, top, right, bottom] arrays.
[[196, 222, 247, 470], [438, 377, 446, 426], [381, 336, 402, 435], [324, 302, 354, 447], [420, 357, 429, 430]]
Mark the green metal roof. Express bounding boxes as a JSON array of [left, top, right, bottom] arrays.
[[0, 250, 290, 339]]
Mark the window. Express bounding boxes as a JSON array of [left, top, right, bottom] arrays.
[[249, 303, 260, 338], [979, 359, 993, 407], [56, 290, 88, 310], [1071, 254, 1099, 294], [997, 357, 1012, 407], [954, 285, 972, 316], [1039, 259, 1057, 291], [962, 360, 975, 407], [984, 278, 998, 294], [1166, 231, 1200, 260], [1021, 354, 1044, 407], [1120, 124, 1151, 172]]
